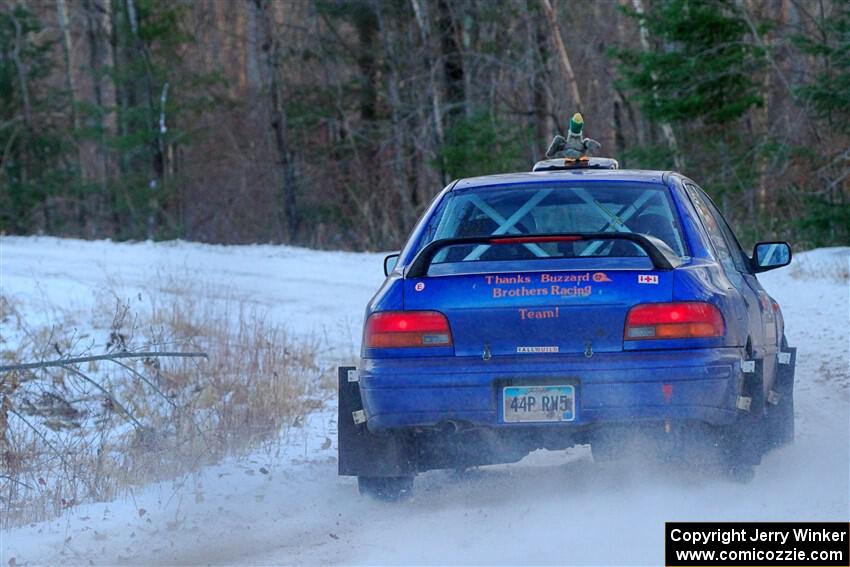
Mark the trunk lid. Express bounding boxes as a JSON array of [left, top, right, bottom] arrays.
[[403, 259, 673, 357]]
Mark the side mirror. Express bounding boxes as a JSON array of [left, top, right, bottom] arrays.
[[383, 253, 400, 276], [752, 241, 791, 273]]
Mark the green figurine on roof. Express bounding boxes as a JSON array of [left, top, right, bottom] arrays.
[[546, 112, 601, 162]]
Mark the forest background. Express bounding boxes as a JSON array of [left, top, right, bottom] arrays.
[[2, 0, 848, 250]]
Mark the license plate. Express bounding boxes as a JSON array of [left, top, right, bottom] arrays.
[[503, 385, 576, 423]]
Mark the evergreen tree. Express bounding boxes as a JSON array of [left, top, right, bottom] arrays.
[[0, 6, 70, 233], [795, 2, 850, 133], [616, 0, 766, 126], [437, 110, 528, 180], [793, 2, 850, 246], [107, 0, 193, 240], [614, 0, 769, 241]]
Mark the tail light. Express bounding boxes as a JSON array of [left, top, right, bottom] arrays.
[[625, 302, 724, 340], [365, 311, 453, 348]]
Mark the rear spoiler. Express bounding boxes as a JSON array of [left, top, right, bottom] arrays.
[[406, 233, 684, 278]]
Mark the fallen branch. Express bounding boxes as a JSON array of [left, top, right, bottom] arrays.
[[0, 351, 208, 373]]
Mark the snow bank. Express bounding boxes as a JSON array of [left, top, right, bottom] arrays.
[[1, 239, 847, 566], [1, 236, 387, 359]]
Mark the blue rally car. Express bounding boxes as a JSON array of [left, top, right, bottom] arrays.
[[338, 157, 796, 499]]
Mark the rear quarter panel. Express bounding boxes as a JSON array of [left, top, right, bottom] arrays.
[[670, 259, 749, 349], [665, 176, 750, 350]]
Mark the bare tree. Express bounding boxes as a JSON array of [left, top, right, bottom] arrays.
[[255, 0, 298, 242], [539, 0, 583, 115], [628, 0, 684, 171]]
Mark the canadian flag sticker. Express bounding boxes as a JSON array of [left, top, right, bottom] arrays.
[[638, 274, 659, 285]]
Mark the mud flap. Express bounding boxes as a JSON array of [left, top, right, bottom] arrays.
[[768, 346, 797, 448], [337, 366, 414, 477], [724, 358, 767, 466]]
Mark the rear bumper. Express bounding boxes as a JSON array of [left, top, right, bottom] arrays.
[[359, 349, 745, 433]]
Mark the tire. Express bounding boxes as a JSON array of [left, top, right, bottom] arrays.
[[590, 439, 620, 462], [358, 476, 414, 501], [725, 464, 755, 484]]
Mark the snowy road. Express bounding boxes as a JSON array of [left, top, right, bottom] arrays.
[[1, 238, 848, 566]]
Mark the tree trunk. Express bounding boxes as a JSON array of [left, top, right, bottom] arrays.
[[613, 94, 627, 158], [539, 0, 583, 114], [9, 8, 33, 194], [123, 0, 166, 239], [83, 0, 117, 236], [629, 0, 684, 171], [255, 0, 298, 242], [55, 0, 80, 137], [438, 0, 465, 125], [354, 5, 377, 123], [376, 3, 414, 229], [411, 0, 444, 145], [529, 2, 553, 158], [737, 0, 782, 224]]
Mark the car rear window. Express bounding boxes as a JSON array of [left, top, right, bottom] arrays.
[[419, 182, 687, 264]]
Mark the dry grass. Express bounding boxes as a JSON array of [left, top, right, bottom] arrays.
[[0, 285, 332, 527]]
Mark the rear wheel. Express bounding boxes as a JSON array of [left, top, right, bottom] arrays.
[[357, 476, 414, 501], [725, 464, 755, 484], [590, 442, 618, 463]]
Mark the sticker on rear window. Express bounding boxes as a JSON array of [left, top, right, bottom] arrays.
[[482, 272, 606, 300], [638, 274, 659, 284]]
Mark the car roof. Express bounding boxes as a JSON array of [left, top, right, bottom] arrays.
[[452, 168, 672, 191]]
